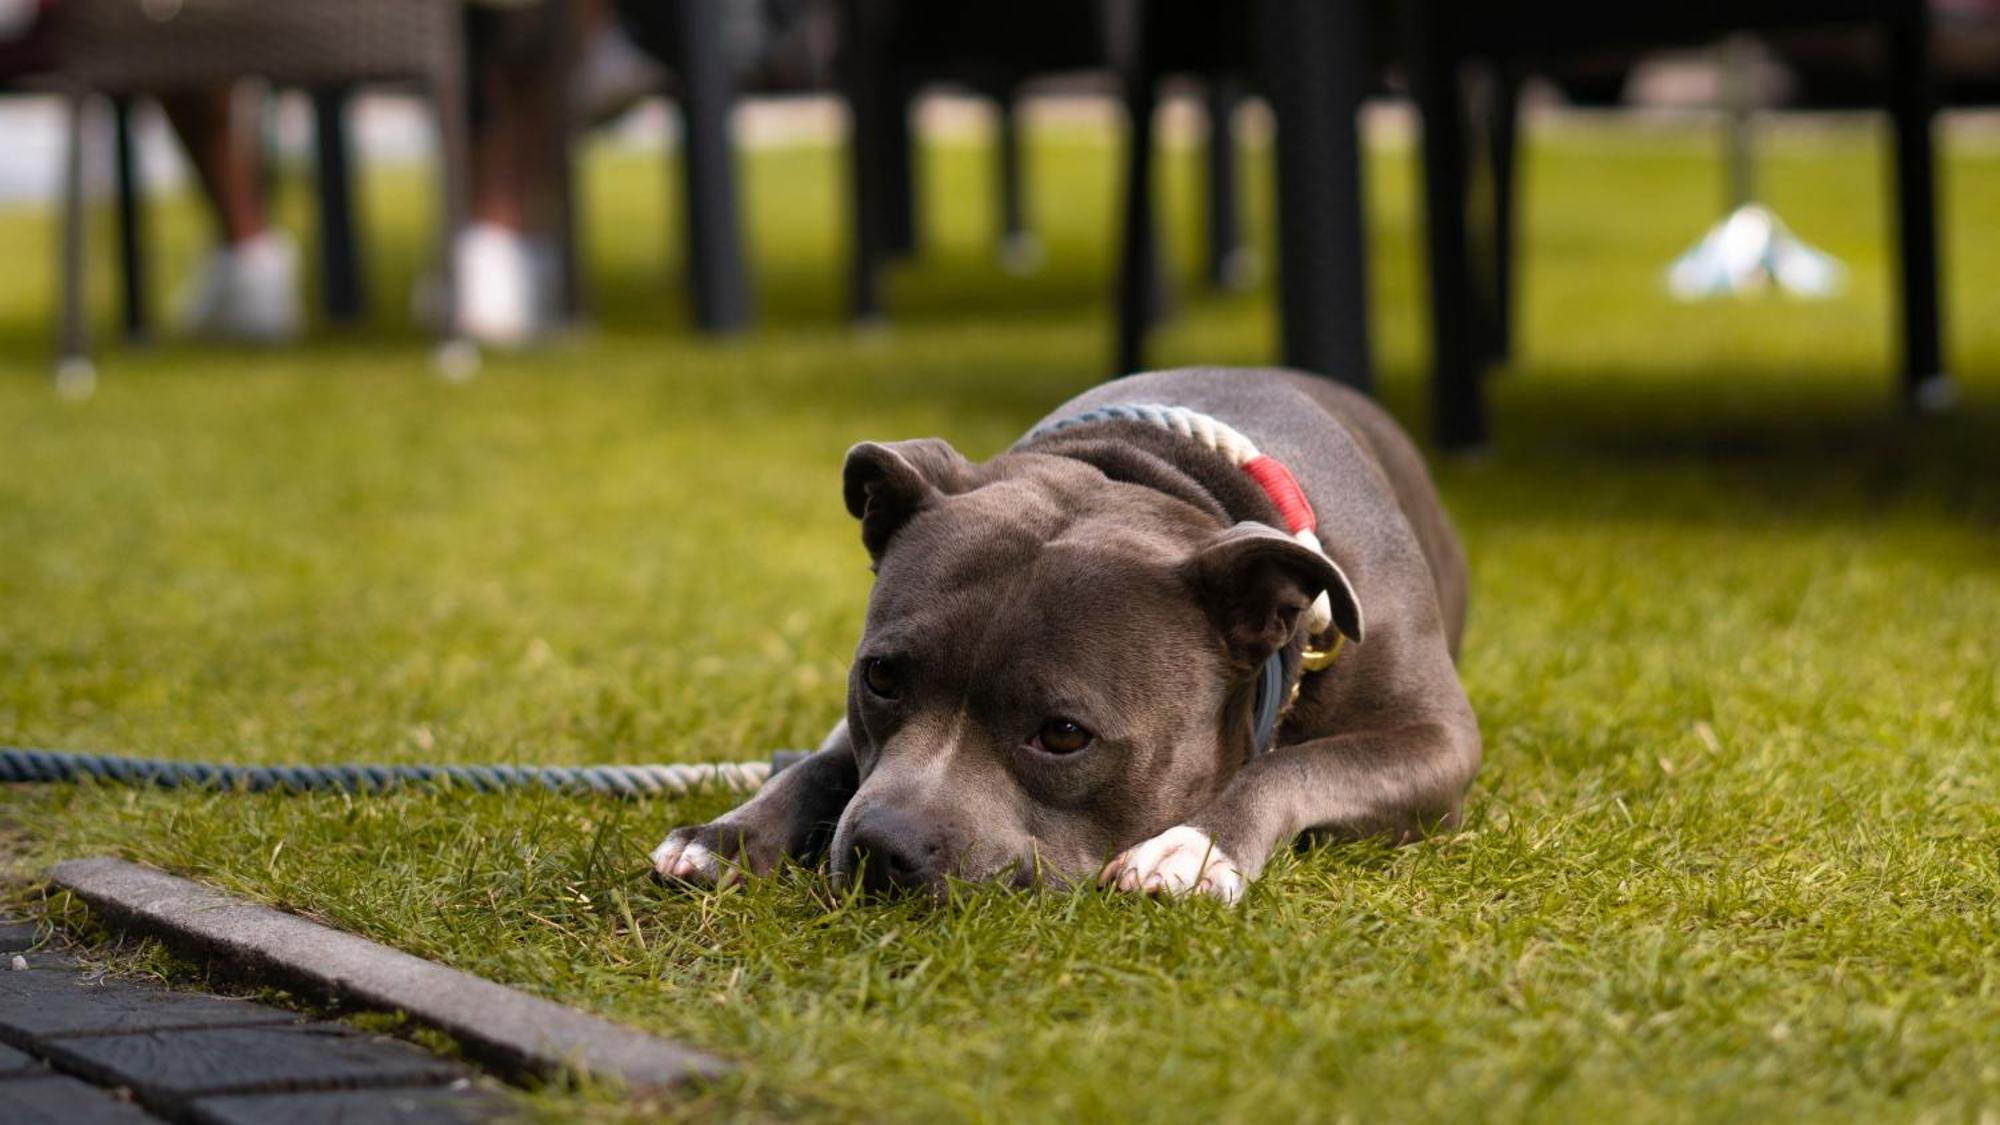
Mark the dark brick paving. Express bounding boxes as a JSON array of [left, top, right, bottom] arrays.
[[3, 1072, 160, 1124], [0, 917, 513, 1124], [0, 968, 299, 1041]]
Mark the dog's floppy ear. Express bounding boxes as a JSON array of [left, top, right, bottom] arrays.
[[842, 439, 974, 560], [1186, 522, 1364, 673]]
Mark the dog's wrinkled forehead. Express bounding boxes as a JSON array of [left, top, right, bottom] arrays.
[[864, 482, 1222, 731], [863, 477, 1226, 705], [873, 477, 1063, 597], [868, 471, 1209, 624]]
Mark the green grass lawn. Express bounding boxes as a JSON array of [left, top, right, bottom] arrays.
[[3, 110, 1998, 1122]]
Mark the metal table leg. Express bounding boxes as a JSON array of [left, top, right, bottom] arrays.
[[1482, 64, 1521, 367], [1204, 76, 1249, 290], [1255, 0, 1373, 392], [312, 86, 366, 325], [431, 29, 474, 370], [57, 90, 93, 387], [675, 0, 753, 333], [884, 80, 917, 259], [996, 89, 1036, 270], [111, 94, 148, 343], [1886, 0, 1950, 410], [842, 0, 891, 322], [1406, 0, 1484, 448], [547, 0, 587, 326], [1112, 0, 1158, 375]]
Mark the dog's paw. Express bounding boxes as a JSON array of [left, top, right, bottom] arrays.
[[649, 821, 768, 888], [1099, 825, 1246, 905]]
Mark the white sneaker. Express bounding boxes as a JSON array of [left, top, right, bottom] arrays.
[[177, 230, 303, 343], [453, 222, 547, 347]]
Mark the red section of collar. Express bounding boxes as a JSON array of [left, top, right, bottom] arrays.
[[1240, 455, 1316, 536]]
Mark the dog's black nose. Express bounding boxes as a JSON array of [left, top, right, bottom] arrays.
[[846, 808, 942, 894]]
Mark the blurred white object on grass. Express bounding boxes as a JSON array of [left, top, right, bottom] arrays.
[[1663, 34, 1846, 302], [1665, 203, 1846, 300], [177, 230, 304, 343]]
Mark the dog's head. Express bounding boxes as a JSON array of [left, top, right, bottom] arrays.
[[829, 438, 1361, 894]]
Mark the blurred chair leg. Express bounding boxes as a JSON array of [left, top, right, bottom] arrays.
[[1408, 3, 1484, 448], [842, 0, 891, 322], [433, 55, 473, 356], [996, 89, 1037, 271], [1482, 65, 1521, 368], [551, 153, 585, 326], [1256, 0, 1373, 391], [550, 159, 585, 327], [312, 86, 366, 325], [884, 82, 917, 259], [675, 0, 751, 332], [1112, 0, 1159, 376], [1886, 0, 1950, 410], [544, 0, 587, 324], [111, 94, 148, 344], [1204, 75, 1249, 291], [57, 90, 93, 384]]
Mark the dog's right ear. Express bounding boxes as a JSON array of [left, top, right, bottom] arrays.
[[842, 439, 974, 561], [1186, 522, 1363, 675]]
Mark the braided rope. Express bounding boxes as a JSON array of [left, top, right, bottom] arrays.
[[1025, 403, 1336, 635], [1027, 403, 1261, 464], [0, 747, 772, 797]]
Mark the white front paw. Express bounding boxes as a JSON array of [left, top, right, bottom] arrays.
[[1099, 825, 1246, 905], [649, 832, 737, 887]]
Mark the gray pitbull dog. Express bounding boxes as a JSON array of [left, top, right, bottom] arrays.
[[650, 367, 1478, 903]]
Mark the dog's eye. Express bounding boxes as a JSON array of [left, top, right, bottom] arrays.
[[1035, 719, 1093, 755], [861, 658, 899, 699]]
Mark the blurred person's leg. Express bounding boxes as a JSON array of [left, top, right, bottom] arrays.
[[454, 0, 579, 345], [160, 87, 302, 343]]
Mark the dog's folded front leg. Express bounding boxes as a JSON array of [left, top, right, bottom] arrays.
[[1101, 718, 1480, 904], [650, 721, 859, 886]]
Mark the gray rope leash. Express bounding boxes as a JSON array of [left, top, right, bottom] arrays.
[[0, 747, 801, 797]]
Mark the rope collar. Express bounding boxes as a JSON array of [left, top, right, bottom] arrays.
[[1023, 403, 1345, 753]]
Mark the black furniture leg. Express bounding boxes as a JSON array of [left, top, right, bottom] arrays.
[[676, 0, 753, 332], [311, 87, 365, 325], [58, 90, 92, 386], [1408, 4, 1483, 448], [433, 40, 473, 359], [549, 0, 587, 324], [843, 0, 890, 321], [884, 83, 918, 259], [1256, 0, 1373, 390], [996, 90, 1036, 271], [1204, 75, 1249, 291], [110, 95, 147, 343], [1483, 65, 1521, 367], [1113, 0, 1158, 375], [1886, 0, 1950, 409]]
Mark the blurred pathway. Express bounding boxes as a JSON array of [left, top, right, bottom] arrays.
[[0, 916, 510, 1123]]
